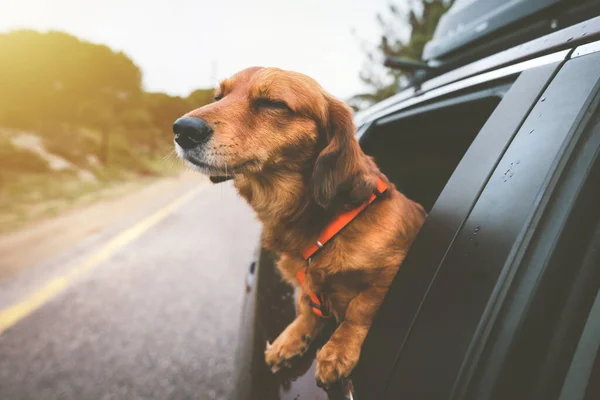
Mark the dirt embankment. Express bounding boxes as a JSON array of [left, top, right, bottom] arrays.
[[0, 170, 207, 282]]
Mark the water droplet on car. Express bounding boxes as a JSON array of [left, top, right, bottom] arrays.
[[567, 37, 573, 42], [474, 226, 480, 233], [516, 160, 520, 164], [541, 97, 546, 102], [530, 129, 535, 134]]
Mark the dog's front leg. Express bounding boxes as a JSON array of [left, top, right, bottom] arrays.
[[265, 293, 324, 373], [315, 284, 386, 388]]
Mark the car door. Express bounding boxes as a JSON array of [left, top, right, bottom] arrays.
[[352, 53, 568, 399], [362, 44, 600, 400], [457, 44, 600, 400]]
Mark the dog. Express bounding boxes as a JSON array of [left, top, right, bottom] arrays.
[[173, 67, 426, 388]]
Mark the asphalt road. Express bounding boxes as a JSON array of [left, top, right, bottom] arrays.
[[0, 180, 261, 400]]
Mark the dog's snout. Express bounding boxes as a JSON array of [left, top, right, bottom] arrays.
[[173, 117, 213, 149]]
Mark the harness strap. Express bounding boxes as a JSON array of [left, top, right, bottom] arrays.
[[301, 178, 388, 260], [295, 177, 389, 318], [296, 267, 329, 318]]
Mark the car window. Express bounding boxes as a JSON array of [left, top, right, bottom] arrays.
[[361, 83, 509, 211], [352, 59, 563, 399]]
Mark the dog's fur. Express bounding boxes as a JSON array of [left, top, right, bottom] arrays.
[[175, 67, 426, 386]]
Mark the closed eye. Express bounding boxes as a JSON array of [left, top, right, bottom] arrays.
[[254, 98, 290, 111], [214, 94, 223, 101]]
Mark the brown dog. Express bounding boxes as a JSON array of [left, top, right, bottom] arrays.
[[173, 67, 426, 387]]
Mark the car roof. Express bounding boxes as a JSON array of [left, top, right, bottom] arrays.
[[354, 15, 600, 129], [423, 0, 563, 61]]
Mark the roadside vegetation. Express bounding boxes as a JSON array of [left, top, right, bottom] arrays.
[[0, 30, 213, 232], [350, 0, 453, 110]]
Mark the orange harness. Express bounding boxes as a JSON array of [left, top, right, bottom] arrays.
[[295, 177, 389, 318]]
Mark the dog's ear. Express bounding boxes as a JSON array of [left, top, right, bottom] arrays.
[[311, 97, 377, 209]]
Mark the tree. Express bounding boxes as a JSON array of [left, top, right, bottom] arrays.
[[143, 92, 202, 154], [0, 30, 142, 131], [0, 29, 216, 168], [187, 89, 215, 108], [350, 0, 453, 111]]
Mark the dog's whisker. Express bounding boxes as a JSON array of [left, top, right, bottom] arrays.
[[221, 162, 226, 198], [159, 150, 184, 170], [159, 150, 176, 164]]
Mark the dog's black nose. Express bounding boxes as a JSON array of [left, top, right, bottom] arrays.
[[173, 117, 213, 149]]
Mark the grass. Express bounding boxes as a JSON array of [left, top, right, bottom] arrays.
[[0, 128, 183, 234]]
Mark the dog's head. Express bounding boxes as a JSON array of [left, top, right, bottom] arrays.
[[174, 67, 378, 208]]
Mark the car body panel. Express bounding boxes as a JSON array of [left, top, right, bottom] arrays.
[[382, 50, 600, 399], [458, 50, 600, 400]]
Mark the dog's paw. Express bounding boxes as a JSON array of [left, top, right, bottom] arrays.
[[264, 332, 312, 373], [315, 341, 359, 389]]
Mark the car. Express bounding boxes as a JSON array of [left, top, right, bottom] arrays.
[[231, 1, 600, 399]]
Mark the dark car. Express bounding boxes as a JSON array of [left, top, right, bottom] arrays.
[[232, 1, 600, 399]]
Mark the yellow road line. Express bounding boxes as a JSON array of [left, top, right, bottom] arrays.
[[0, 186, 203, 335]]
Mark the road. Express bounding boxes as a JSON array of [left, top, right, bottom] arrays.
[[0, 174, 261, 400]]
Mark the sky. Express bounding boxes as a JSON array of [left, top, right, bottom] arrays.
[[1, 0, 394, 100]]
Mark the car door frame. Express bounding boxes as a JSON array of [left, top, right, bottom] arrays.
[[353, 51, 569, 399], [453, 45, 600, 400], [364, 44, 600, 400]]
